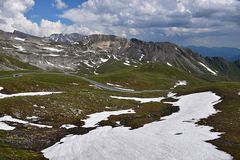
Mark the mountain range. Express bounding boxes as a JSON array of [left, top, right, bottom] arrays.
[[0, 30, 240, 160], [0, 30, 240, 80]]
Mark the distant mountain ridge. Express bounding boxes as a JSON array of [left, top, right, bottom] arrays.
[[49, 33, 87, 43], [188, 46, 240, 61], [0, 30, 240, 80]]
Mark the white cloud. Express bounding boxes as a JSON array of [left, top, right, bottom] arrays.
[[39, 19, 64, 35], [0, 0, 35, 17], [58, 0, 240, 47], [0, 0, 97, 36], [53, 0, 68, 10], [39, 19, 100, 36], [0, 0, 239, 47], [0, 0, 39, 34]]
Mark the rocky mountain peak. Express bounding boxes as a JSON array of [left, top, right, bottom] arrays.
[[12, 30, 39, 39], [49, 33, 86, 43]]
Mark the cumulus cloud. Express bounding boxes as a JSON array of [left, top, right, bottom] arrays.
[[0, 0, 98, 36], [60, 0, 240, 47], [0, 0, 239, 47], [39, 19, 101, 36], [53, 0, 68, 10], [0, 0, 39, 35]]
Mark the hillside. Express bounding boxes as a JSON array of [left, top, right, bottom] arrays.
[[0, 30, 240, 81], [0, 53, 38, 71], [0, 30, 239, 160]]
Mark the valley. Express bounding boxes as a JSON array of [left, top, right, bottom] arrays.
[[0, 30, 239, 160]]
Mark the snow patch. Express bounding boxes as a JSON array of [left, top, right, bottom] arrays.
[[123, 62, 131, 66], [83, 60, 94, 68], [199, 62, 217, 75], [139, 54, 145, 61], [167, 62, 173, 67], [94, 70, 99, 75], [123, 59, 131, 66], [73, 42, 79, 45], [46, 61, 55, 66], [0, 122, 15, 130], [0, 92, 62, 99], [49, 54, 60, 57], [43, 47, 63, 52], [33, 104, 45, 109], [167, 92, 177, 98], [82, 49, 96, 54], [60, 124, 77, 129], [14, 37, 25, 41], [173, 80, 187, 88], [42, 53, 60, 57], [59, 65, 73, 70], [100, 58, 109, 63], [110, 96, 164, 104], [0, 87, 62, 99], [116, 121, 121, 125], [2, 47, 12, 50], [113, 55, 119, 60], [13, 45, 25, 51], [82, 109, 135, 128], [0, 115, 52, 130], [26, 116, 39, 120]]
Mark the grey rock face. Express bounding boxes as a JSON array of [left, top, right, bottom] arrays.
[[0, 30, 239, 77], [49, 33, 87, 43]]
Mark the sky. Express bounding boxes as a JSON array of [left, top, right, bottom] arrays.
[[0, 0, 240, 48]]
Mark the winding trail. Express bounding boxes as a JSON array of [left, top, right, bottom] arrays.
[[0, 72, 164, 93]]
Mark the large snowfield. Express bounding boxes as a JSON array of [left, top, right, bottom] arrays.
[[42, 91, 232, 160]]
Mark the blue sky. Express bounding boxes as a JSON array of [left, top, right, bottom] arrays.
[[0, 0, 240, 48], [26, 0, 85, 25]]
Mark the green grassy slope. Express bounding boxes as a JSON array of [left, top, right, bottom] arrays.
[[0, 54, 38, 71], [0, 62, 239, 159], [0, 67, 186, 159], [91, 63, 206, 90], [0, 71, 154, 158]]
